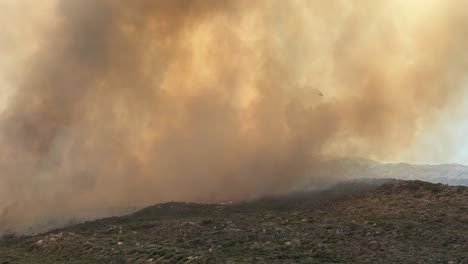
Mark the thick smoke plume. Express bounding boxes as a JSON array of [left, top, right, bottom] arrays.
[[1, 0, 468, 233]]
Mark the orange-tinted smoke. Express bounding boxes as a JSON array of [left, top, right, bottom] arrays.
[[1, 0, 467, 233]]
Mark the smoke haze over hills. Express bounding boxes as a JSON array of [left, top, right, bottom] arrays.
[[1, 0, 468, 233]]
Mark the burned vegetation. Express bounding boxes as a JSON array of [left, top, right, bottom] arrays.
[[1, 180, 467, 264]]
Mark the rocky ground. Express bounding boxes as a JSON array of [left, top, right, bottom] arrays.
[[1, 180, 467, 264]]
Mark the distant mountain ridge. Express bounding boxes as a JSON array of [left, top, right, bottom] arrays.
[[315, 157, 468, 186]]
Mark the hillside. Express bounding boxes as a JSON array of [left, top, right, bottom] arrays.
[[3, 158, 467, 237], [1, 180, 467, 264]]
